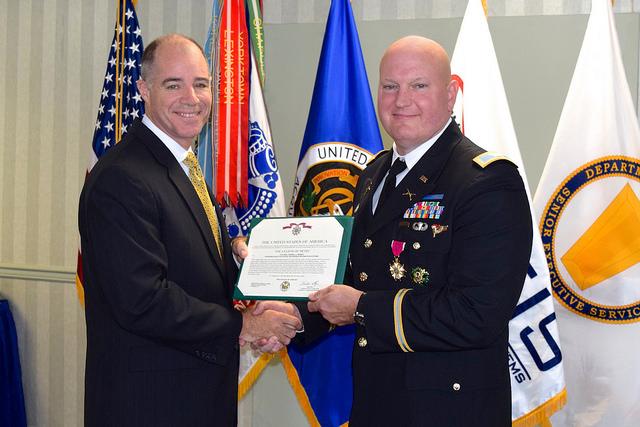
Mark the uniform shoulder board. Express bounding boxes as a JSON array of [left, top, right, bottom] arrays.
[[368, 149, 391, 166], [472, 151, 517, 169]]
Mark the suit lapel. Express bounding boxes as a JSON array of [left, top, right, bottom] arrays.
[[354, 151, 392, 222], [368, 122, 462, 235], [167, 166, 226, 271], [131, 120, 226, 277]]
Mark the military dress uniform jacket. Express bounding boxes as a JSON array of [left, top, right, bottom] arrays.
[[346, 121, 532, 426], [78, 120, 242, 427]]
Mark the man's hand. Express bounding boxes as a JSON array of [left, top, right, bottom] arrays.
[[250, 336, 284, 353], [307, 285, 364, 326], [239, 304, 301, 349], [252, 300, 301, 320], [231, 236, 249, 261], [246, 301, 302, 352]]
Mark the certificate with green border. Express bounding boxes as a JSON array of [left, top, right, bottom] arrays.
[[233, 216, 353, 301]]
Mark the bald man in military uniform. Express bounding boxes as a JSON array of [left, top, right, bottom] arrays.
[[306, 36, 532, 426]]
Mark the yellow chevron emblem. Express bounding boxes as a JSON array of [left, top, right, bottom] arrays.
[[562, 183, 640, 290]]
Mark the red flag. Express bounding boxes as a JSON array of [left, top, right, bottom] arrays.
[[217, 0, 250, 206]]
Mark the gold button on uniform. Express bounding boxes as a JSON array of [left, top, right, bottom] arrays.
[[412, 242, 421, 250], [359, 272, 368, 282], [364, 239, 373, 248], [357, 337, 368, 348], [452, 383, 461, 391]]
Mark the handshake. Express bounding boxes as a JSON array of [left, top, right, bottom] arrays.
[[232, 237, 364, 353], [237, 283, 365, 353], [239, 301, 302, 354], [232, 237, 302, 353]]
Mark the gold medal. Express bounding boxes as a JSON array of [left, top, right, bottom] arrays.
[[389, 257, 406, 281]]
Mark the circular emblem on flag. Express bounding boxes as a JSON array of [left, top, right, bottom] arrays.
[[294, 162, 360, 216], [540, 156, 640, 323], [290, 142, 376, 216]]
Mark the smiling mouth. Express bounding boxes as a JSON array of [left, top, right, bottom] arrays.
[[176, 112, 200, 118]]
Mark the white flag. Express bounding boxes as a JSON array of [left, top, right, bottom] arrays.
[[451, 1, 566, 425], [234, 48, 287, 398], [533, 0, 640, 426]]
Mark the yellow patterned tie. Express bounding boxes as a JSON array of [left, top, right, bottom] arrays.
[[184, 151, 223, 258]]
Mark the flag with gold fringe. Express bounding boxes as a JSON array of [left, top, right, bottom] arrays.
[[197, 0, 286, 399], [76, 0, 144, 304], [450, 1, 566, 425], [533, 0, 640, 425], [284, 1, 383, 425]]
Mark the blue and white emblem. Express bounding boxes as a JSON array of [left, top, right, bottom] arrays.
[[226, 121, 283, 238]]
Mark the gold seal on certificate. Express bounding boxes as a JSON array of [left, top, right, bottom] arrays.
[[234, 216, 353, 301]]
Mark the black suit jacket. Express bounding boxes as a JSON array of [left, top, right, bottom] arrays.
[[302, 121, 532, 426], [78, 120, 242, 427]]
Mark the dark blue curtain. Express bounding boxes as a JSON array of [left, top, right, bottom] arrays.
[[0, 300, 27, 427]]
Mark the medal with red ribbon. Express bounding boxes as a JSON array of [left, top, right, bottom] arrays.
[[389, 240, 406, 280]]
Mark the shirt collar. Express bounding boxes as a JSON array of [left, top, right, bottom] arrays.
[[391, 117, 452, 170], [142, 115, 192, 165]]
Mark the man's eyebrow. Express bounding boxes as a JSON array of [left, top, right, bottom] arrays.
[[161, 77, 182, 85], [194, 77, 211, 83]]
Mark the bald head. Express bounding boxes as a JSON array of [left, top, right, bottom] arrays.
[[377, 36, 458, 154], [380, 36, 452, 84], [140, 33, 206, 81]]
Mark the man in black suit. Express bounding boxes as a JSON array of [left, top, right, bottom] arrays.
[[305, 36, 533, 426], [78, 34, 300, 427]]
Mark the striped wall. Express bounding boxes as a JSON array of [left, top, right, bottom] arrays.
[[262, 0, 640, 22], [0, 1, 639, 426]]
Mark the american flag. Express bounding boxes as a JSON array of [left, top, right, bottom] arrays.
[[90, 0, 144, 165], [76, 0, 144, 302]]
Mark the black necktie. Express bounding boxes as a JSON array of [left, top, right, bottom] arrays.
[[377, 158, 407, 212]]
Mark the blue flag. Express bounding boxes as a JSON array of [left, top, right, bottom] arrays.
[[286, 1, 383, 425], [196, 0, 222, 189]]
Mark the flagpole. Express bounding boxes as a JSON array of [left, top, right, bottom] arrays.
[[115, 0, 126, 142]]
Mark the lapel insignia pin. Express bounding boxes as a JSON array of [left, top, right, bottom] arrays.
[[402, 189, 416, 201], [365, 180, 373, 194], [419, 175, 428, 183], [431, 224, 449, 238]]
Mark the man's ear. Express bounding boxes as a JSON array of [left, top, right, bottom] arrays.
[[137, 78, 150, 103], [447, 77, 460, 112]]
